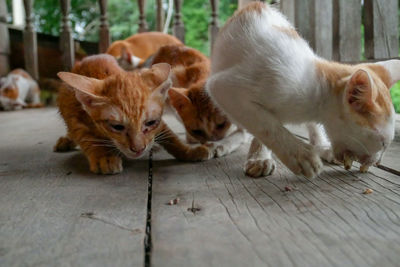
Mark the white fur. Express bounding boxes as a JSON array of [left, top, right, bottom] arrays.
[[207, 4, 395, 178], [0, 73, 40, 111]]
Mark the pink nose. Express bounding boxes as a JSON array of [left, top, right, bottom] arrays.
[[130, 147, 145, 154]]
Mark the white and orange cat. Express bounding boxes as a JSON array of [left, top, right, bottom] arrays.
[[55, 54, 214, 174], [0, 69, 42, 110], [106, 32, 183, 70], [207, 2, 398, 178]]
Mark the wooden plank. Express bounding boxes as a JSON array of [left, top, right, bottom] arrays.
[[294, 0, 313, 47], [59, 0, 75, 71], [151, 114, 400, 267], [23, 0, 39, 80], [280, 0, 295, 25], [137, 0, 148, 33], [364, 0, 399, 60], [332, 0, 362, 62], [156, 0, 164, 32], [0, 0, 10, 76], [173, 0, 185, 43], [312, 0, 333, 60], [98, 0, 110, 53], [0, 108, 148, 266], [209, 0, 219, 54]]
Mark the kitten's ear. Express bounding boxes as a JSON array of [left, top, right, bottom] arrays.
[[169, 87, 191, 112], [143, 63, 172, 99], [376, 59, 400, 88], [57, 72, 106, 108], [346, 69, 377, 113], [121, 47, 132, 64]]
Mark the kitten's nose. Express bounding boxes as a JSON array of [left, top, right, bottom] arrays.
[[130, 147, 145, 154]]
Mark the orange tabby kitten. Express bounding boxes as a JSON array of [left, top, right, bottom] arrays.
[[151, 46, 229, 140], [54, 54, 214, 174], [106, 32, 183, 70], [149, 45, 247, 157]]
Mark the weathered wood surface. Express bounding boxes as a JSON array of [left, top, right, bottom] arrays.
[[151, 114, 400, 267], [364, 0, 399, 60], [332, 0, 362, 62], [311, 0, 333, 60], [173, 0, 185, 43], [0, 0, 10, 76], [59, 0, 75, 71], [0, 108, 148, 266], [280, 0, 295, 25], [156, 0, 164, 32], [23, 0, 39, 79], [137, 0, 148, 33], [98, 0, 110, 53], [209, 0, 219, 54]]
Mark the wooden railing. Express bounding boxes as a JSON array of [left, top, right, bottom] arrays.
[[0, 0, 398, 79]]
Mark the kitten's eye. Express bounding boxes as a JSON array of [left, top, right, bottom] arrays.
[[110, 124, 125, 131], [145, 120, 158, 127], [216, 121, 226, 130], [191, 129, 204, 136]]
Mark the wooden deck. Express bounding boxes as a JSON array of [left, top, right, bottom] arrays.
[[1, 108, 400, 266]]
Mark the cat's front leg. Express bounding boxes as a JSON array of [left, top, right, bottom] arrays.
[[244, 137, 275, 178], [306, 123, 336, 164], [158, 123, 213, 161], [79, 138, 123, 175], [213, 127, 247, 158]]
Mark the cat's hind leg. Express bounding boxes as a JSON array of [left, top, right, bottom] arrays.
[[245, 137, 275, 178]]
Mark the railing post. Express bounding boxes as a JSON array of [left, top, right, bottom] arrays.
[[173, 0, 184, 43], [60, 0, 74, 70], [23, 0, 39, 80], [0, 0, 10, 76], [364, 0, 399, 60], [156, 0, 164, 32], [280, 0, 295, 24], [137, 0, 148, 33], [209, 0, 219, 54], [98, 0, 110, 53], [332, 0, 361, 62]]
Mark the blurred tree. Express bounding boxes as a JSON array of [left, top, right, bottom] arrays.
[[5, 0, 237, 55]]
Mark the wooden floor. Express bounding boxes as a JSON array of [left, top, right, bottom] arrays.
[[1, 108, 400, 267]]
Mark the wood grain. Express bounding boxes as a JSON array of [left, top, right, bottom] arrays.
[[151, 115, 400, 267], [0, 0, 10, 76], [0, 108, 148, 266], [332, 0, 362, 62], [364, 0, 399, 60]]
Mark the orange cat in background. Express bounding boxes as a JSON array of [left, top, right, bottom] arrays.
[[106, 32, 183, 70], [150, 45, 247, 157], [54, 54, 214, 174]]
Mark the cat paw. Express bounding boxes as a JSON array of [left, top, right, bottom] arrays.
[[283, 144, 323, 178], [244, 159, 275, 178], [214, 144, 228, 158], [187, 145, 214, 161], [89, 155, 123, 175], [314, 146, 339, 164], [54, 136, 76, 152]]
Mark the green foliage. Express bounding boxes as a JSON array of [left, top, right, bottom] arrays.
[[391, 82, 400, 113]]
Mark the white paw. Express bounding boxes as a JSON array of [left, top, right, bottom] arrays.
[[244, 159, 275, 178], [214, 144, 227, 158], [283, 144, 323, 179], [314, 146, 338, 164]]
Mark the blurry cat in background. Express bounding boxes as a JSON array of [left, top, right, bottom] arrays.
[[106, 32, 183, 70], [0, 69, 42, 111], [207, 2, 398, 178], [150, 45, 247, 158], [55, 54, 214, 175]]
